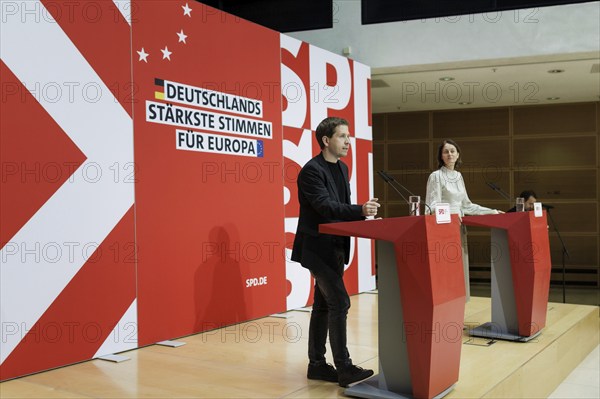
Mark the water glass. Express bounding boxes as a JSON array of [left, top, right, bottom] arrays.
[[409, 196, 420, 216], [516, 197, 525, 212]]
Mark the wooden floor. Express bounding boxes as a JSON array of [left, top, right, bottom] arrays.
[[0, 293, 598, 398]]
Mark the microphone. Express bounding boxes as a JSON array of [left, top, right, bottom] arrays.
[[486, 181, 498, 190], [377, 171, 409, 204], [378, 170, 432, 215], [542, 204, 554, 210], [485, 181, 511, 200], [376, 170, 391, 183]]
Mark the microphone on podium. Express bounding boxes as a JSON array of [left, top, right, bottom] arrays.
[[377, 170, 409, 204], [485, 181, 511, 200], [485, 181, 498, 190], [377, 170, 432, 215]]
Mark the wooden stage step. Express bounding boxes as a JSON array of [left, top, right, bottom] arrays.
[[0, 294, 597, 398], [452, 297, 598, 398]]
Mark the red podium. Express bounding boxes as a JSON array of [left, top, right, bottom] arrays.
[[320, 215, 465, 399], [462, 212, 552, 341]]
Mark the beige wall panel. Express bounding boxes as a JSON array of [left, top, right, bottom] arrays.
[[549, 236, 598, 267], [372, 113, 386, 141], [387, 112, 429, 140], [450, 139, 510, 169], [373, 143, 385, 172], [386, 203, 409, 218], [467, 233, 493, 266], [545, 203, 597, 233], [513, 136, 596, 168], [387, 142, 430, 170], [513, 103, 597, 135], [513, 169, 597, 200], [432, 108, 509, 138]]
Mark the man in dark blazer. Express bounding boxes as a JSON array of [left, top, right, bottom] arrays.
[[291, 117, 379, 387]]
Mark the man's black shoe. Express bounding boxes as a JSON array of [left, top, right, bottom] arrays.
[[307, 363, 338, 382], [338, 365, 374, 387]]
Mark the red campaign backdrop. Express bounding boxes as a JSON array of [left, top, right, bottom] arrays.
[[281, 35, 375, 309], [0, 0, 372, 381], [131, 1, 287, 345]]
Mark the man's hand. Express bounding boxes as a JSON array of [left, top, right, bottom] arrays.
[[362, 198, 381, 217]]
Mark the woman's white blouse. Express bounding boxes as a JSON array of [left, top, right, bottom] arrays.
[[425, 167, 497, 216]]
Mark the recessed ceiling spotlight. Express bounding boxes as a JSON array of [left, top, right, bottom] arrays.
[[439, 77, 454, 81], [458, 102, 471, 105], [547, 69, 564, 74], [546, 97, 560, 100]]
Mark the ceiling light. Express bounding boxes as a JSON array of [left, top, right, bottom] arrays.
[[546, 97, 560, 100], [547, 69, 564, 74], [458, 102, 471, 105], [439, 77, 454, 81]]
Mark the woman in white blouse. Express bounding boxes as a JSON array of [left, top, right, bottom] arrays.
[[425, 139, 503, 300]]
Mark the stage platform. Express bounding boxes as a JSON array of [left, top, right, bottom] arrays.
[[450, 297, 598, 398], [0, 294, 597, 398]]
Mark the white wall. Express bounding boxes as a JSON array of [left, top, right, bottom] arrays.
[[287, 1, 600, 69]]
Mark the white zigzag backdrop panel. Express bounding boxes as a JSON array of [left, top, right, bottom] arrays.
[[0, 0, 136, 380]]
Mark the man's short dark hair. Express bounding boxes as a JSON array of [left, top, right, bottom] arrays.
[[519, 190, 537, 201], [316, 117, 348, 150]]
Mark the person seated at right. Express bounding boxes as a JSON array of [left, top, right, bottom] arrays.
[[507, 190, 537, 212]]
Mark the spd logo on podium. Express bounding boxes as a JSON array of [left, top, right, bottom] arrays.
[[435, 203, 451, 224]]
